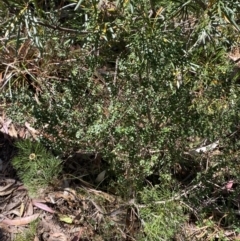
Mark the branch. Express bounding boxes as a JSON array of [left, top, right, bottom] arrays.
[[36, 21, 88, 34]]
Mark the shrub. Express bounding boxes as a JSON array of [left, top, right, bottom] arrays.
[[12, 140, 62, 197]]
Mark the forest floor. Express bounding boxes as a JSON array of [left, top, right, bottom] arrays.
[[0, 118, 142, 241], [1, 115, 240, 241]]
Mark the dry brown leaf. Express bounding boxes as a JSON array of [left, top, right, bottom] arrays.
[[8, 123, 18, 138], [0, 117, 12, 134], [48, 232, 68, 241], [0, 223, 20, 234], [5, 201, 21, 212], [0, 187, 17, 196], [25, 201, 34, 216], [25, 122, 38, 133], [0, 72, 3, 85], [0, 181, 15, 192], [19, 202, 25, 217], [95, 170, 106, 183], [31, 198, 46, 203], [18, 127, 26, 139], [25, 122, 39, 140], [9, 209, 21, 217], [34, 236, 40, 241], [32, 200, 56, 214], [2, 213, 39, 226], [71, 228, 86, 241]]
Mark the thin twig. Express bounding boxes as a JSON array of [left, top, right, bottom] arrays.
[[36, 21, 88, 34], [113, 56, 119, 86]]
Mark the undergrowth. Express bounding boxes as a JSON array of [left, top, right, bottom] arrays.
[[1, 0, 240, 240], [12, 140, 62, 197]]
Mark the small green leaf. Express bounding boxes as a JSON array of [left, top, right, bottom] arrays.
[[58, 214, 74, 224]]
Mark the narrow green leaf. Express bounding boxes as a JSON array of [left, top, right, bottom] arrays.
[[74, 0, 84, 11]]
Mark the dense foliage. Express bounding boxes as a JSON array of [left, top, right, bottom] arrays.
[[12, 140, 62, 196], [1, 0, 240, 239]]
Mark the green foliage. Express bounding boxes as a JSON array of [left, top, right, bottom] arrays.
[[1, 0, 240, 239], [138, 186, 187, 240], [12, 140, 62, 197]]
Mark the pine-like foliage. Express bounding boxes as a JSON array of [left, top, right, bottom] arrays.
[[12, 140, 62, 197], [138, 186, 187, 240]]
